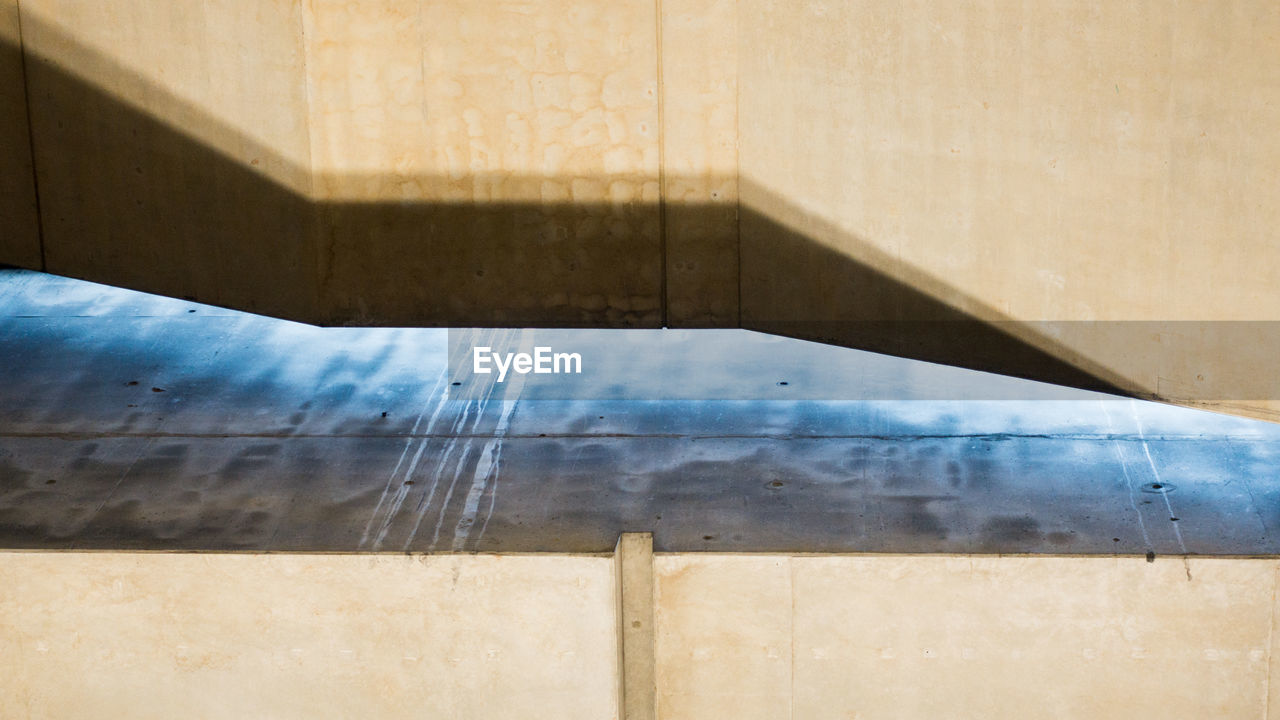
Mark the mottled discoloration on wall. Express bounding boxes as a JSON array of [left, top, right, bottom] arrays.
[[661, 0, 739, 327], [303, 0, 662, 326], [0, 0, 40, 268]]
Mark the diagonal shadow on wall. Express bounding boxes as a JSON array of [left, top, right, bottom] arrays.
[[0, 21, 1171, 398]]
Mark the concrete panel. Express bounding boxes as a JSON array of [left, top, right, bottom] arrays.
[[791, 556, 1276, 718], [0, 0, 40, 267], [660, 0, 738, 327], [737, 0, 1280, 420], [303, 0, 663, 326], [654, 555, 792, 720], [654, 554, 1279, 719], [3, 547, 1278, 717], [19, 0, 319, 320], [0, 552, 618, 720]]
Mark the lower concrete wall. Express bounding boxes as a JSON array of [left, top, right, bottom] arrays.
[[3, 551, 1279, 719], [0, 553, 619, 720], [655, 555, 1280, 720]]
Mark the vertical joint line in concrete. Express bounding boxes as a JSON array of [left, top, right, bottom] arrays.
[[297, 0, 316, 199], [615, 532, 656, 720], [14, 0, 48, 272], [654, 0, 668, 328], [1265, 562, 1279, 720], [788, 556, 795, 720], [733, 0, 742, 329]]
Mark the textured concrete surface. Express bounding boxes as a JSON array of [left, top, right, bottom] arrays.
[[660, 0, 739, 326], [6, 550, 1279, 718], [1, 269, 1278, 554], [655, 555, 792, 720], [2, 1, 1277, 417], [0, 0, 39, 268], [18, 0, 317, 321], [655, 554, 1280, 720], [302, 0, 666, 327], [737, 1, 1280, 420], [0, 552, 618, 720]]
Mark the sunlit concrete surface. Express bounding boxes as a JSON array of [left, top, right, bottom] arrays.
[[1, 268, 1278, 554], [3, 2, 1278, 716], [4, 548, 1280, 720], [654, 555, 1280, 720], [3, 0, 1278, 418], [0, 552, 619, 720]]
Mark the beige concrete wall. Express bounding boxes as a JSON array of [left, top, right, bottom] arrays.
[[6, 550, 1279, 718], [660, 0, 739, 327], [16, 0, 669, 327], [737, 0, 1280, 420], [5, 0, 1279, 418], [19, 0, 319, 321], [0, 553, 618, 720], [655, 554, 1280, 720], [0, 0, 40, 268], [302, 0, 663, 326]]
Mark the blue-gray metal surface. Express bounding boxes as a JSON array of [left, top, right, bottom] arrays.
[[1, 268, 1278, 554]]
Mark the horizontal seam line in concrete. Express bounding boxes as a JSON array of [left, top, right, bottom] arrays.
[[0, 431, 1267, 442], [0, 548, 618, 557], [2, 549, 1279, 561]]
